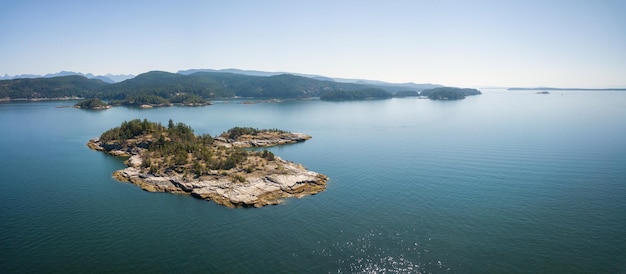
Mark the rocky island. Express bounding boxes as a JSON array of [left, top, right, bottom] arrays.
[[214, 126, 311, 148], [88, 119, 327, 207]]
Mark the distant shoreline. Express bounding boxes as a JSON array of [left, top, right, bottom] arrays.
[[508, 87, 626, 91], [0, 96, 84, 102]]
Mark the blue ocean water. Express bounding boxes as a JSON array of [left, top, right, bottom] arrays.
[[1, 90, 625, 273]]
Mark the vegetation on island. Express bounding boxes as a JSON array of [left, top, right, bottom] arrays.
[[393, 90, 420, 98], [96, 119, 290, 176], [90, 119, 326, 207], [74, 98, 110, 109], [109, 94, 169, 106], [420, 87, 482, 100], [221, 127, 288, 139]]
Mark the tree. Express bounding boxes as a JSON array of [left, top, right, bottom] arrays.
[[262, 149, 275, 161]]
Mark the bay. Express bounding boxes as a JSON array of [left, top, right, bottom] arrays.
[[1, 90, 625, 273]]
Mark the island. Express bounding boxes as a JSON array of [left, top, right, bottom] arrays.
[[420, 87, 482, 100], [108, 94, 211, 107], [214, 126, 312, 147], [508, 87, 626, 91], [88, 119, 327, 208], [74, 98, 111, 110]]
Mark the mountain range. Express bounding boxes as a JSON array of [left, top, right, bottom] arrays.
[[177, 68, 441, 91], [2, 68, 441, 91], [0, 69, 446, 103], [0, 71, 135, 83]]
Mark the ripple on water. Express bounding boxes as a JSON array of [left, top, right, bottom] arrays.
[[309, 228, 453, 273]]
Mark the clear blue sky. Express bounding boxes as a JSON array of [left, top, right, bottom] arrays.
[[1, 0, 625, 88]]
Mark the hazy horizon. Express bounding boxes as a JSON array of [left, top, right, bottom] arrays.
[[3, 68, 626, 90]]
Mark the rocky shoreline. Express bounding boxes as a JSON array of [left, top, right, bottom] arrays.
[[88, 126, 327, 208]]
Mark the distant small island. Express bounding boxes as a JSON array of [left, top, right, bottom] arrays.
[[88, 119, 327, 207], [420, 87, 482, 100], [108, 94, 211, 107], [74, 98, 111, 110], [508, 87, 626, 91], [74, 95, 211, 109]]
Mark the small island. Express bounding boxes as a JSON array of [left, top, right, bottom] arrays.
[[420, 87, 482, 100], [88, 119, 327, 207], [508, 87, 626, 91], [214, 126, 312, 147], [74, 98, 111, 110], [108, 94, 211, 108]]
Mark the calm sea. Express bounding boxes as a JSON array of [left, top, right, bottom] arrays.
[[1, 90, 625, 273]]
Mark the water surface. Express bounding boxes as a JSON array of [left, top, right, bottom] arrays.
[[1, 90, 625, 272]]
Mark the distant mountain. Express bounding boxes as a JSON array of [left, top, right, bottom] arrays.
[[1, 68, 457, 103], [1, 70, 403, 101], [207, 72, 401, 98], [103, 70, 396, 99], [336, 79, 441, 92], [0, 71, 134, 83], [97, 71, 230, 100], [0, 73, 44, 79], [101, 73, 135, 83], [177, 68, 333, 80], [2, 68, 440, 92], [177, 68, 441, 92], [178, 68, 282, 77], [0, 75, 109, 99]]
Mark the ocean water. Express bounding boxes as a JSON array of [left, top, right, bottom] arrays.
[[1, 90, 625, 273]]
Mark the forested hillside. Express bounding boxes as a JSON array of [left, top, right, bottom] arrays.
[[319, 88, 392, 100], [2, 70, 468, 103], [1, 71, 401, 102], [0, 75, 108, 99]]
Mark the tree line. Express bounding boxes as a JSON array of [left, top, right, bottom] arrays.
[[100, 119, 281, 176]]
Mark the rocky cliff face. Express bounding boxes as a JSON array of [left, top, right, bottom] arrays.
[[88, 130, 327, 208], [112, 156, 326, 207]]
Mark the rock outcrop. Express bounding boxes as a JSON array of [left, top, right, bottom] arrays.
[[214, 131, 311, 148], [110, 156, 327, 207]]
